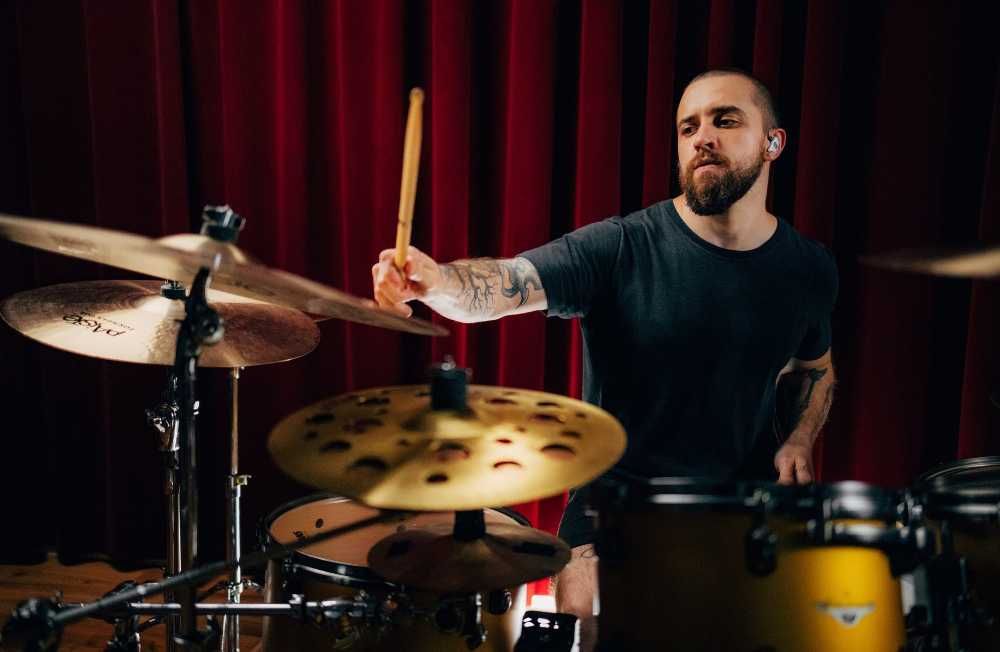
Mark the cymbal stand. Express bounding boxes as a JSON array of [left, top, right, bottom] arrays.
[[144, 280, 188, 652], [220, 367, 252, 652], [171, 266, 224, 650]]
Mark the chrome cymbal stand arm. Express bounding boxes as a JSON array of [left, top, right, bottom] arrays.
[[145, 368, 181, 652], [172, 266, 224, 651], [221, 367, 249, 652]]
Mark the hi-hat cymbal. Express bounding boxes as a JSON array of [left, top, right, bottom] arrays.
[[861, 245, 1000, 278], [368, 522, 570, 592], [1, 280, 320, 368], [267, 385, 627, 510], [0, 213, 446, 336]]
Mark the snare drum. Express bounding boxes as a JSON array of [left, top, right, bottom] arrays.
[[917, 457, 1000, 650], [594, 476, 912, 652], [260, 495, 528, 651]]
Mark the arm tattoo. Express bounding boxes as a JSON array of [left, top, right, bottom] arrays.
[[789, 367, 829, 429], [439, 258, 542, 314], [440, 259, 501, 313], [499, 258, 543, 307]]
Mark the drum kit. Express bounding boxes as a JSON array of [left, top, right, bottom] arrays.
[[4, 81, 1000, 651], [1, 214, 998, 652]]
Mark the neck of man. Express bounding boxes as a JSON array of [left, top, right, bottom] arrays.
[[673, 171, 778, 251]]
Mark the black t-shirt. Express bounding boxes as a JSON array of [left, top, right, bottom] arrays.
[[520, 199, 838, 546]]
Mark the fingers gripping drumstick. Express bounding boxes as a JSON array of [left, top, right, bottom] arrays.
[[394, 88, 424, 270]]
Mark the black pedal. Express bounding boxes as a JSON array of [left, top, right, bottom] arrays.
[[514, 610, 577, 652]]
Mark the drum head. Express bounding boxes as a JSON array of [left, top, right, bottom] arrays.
[[919, 457, 1000, 495], [263, 495, 528, 579], [918, 457, 1000, 519]]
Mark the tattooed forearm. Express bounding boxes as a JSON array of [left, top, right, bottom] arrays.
[[500, 258, 543, 307], [782, 365, 835, 446], [427, 257, 547, 323], [788, 367, 829, 429], [440, 259, 502, 313]]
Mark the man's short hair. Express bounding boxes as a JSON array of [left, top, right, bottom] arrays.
[[685, 68, 781, 132]]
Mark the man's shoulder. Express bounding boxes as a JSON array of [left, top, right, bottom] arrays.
[[779, 222, 839, 300], [781, 222, 835, 266], [615, 199, 671, 229]]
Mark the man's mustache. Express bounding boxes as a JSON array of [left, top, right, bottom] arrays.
[[690, 154, 729, 170]]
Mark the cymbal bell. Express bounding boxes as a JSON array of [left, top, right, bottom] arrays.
[[861, 245, 1000, 278], [0, 213, 446, 336], [267, 384, 627, 510], [1, 280, 320, 367], [368, 521, 570, 592]]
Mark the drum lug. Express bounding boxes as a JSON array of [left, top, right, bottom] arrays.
[[744, 523, 778, 577], [486, 589, 512, 615]]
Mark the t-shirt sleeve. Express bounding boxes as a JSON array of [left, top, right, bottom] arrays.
[[518, 218, 623, 319], [795, 246, 839, 360]]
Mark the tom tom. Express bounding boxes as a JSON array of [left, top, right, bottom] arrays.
[[594, 476, 916, 652], [260, 495, 528, 651], [917, 457, 1000, 650]]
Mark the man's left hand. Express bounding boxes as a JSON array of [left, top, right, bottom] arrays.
[[774, 440, 814, 485]]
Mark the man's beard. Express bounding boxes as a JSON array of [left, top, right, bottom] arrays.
[[680, 152, 764, 216]]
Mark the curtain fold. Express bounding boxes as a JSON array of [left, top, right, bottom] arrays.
[[2, 1, 1000, 601]]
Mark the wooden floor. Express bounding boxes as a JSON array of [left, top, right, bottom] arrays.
[[0, 555, 262, 651]]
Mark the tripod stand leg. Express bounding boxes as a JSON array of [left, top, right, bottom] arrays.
[[221, 367, 249, 652]]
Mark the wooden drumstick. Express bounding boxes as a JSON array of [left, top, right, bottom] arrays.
[[394, 88, 425, 270]]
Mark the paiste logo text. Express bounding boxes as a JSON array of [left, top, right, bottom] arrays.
[[62, 313, 127, 337]]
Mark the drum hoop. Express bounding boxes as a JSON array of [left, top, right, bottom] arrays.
[[591, 474, 760, 512], [261, 493, 377, 582], [920, 492, 1000, 521], [762, 481, 903, 521], [917, 456, 1000, 486]]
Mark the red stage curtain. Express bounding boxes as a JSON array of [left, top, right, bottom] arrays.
[[2, 1, 1000, 602]]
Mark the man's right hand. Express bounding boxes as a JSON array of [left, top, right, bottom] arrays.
[[371, 246, 443, 318]]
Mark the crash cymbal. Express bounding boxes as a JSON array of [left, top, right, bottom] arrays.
[[157, 233, 259, 265], [267, 385, 627, 510], [861, 245, 1000, 278], [368, 521, 570, 592], [1, 280, 320, 367], [0, 213, 446, 336]]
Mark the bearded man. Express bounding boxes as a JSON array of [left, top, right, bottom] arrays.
[[371, 68, 838, 651]]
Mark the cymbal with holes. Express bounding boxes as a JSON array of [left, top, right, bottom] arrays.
[[0, 212, 447, 336], [368, 521, 571, 592], [267, 385, 627, 510], [1, 280, 320, 367]]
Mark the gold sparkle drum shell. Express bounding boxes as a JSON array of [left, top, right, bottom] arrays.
[[260, 495, 528, 651]]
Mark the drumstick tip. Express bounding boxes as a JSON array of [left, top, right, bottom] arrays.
[[409, 88, 425, 104]]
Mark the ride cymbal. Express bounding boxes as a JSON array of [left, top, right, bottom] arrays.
[[0, 280, 320, 368], [267, 385, 627, 510], [0, 213, 446, 336], [861, 245, 1000, 278], [368, 521, 570, 592]]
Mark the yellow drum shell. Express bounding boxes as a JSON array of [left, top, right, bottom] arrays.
[[751, 517, 905, 652], [598, 499, 905, 651], [260, 496, 527, 651]]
